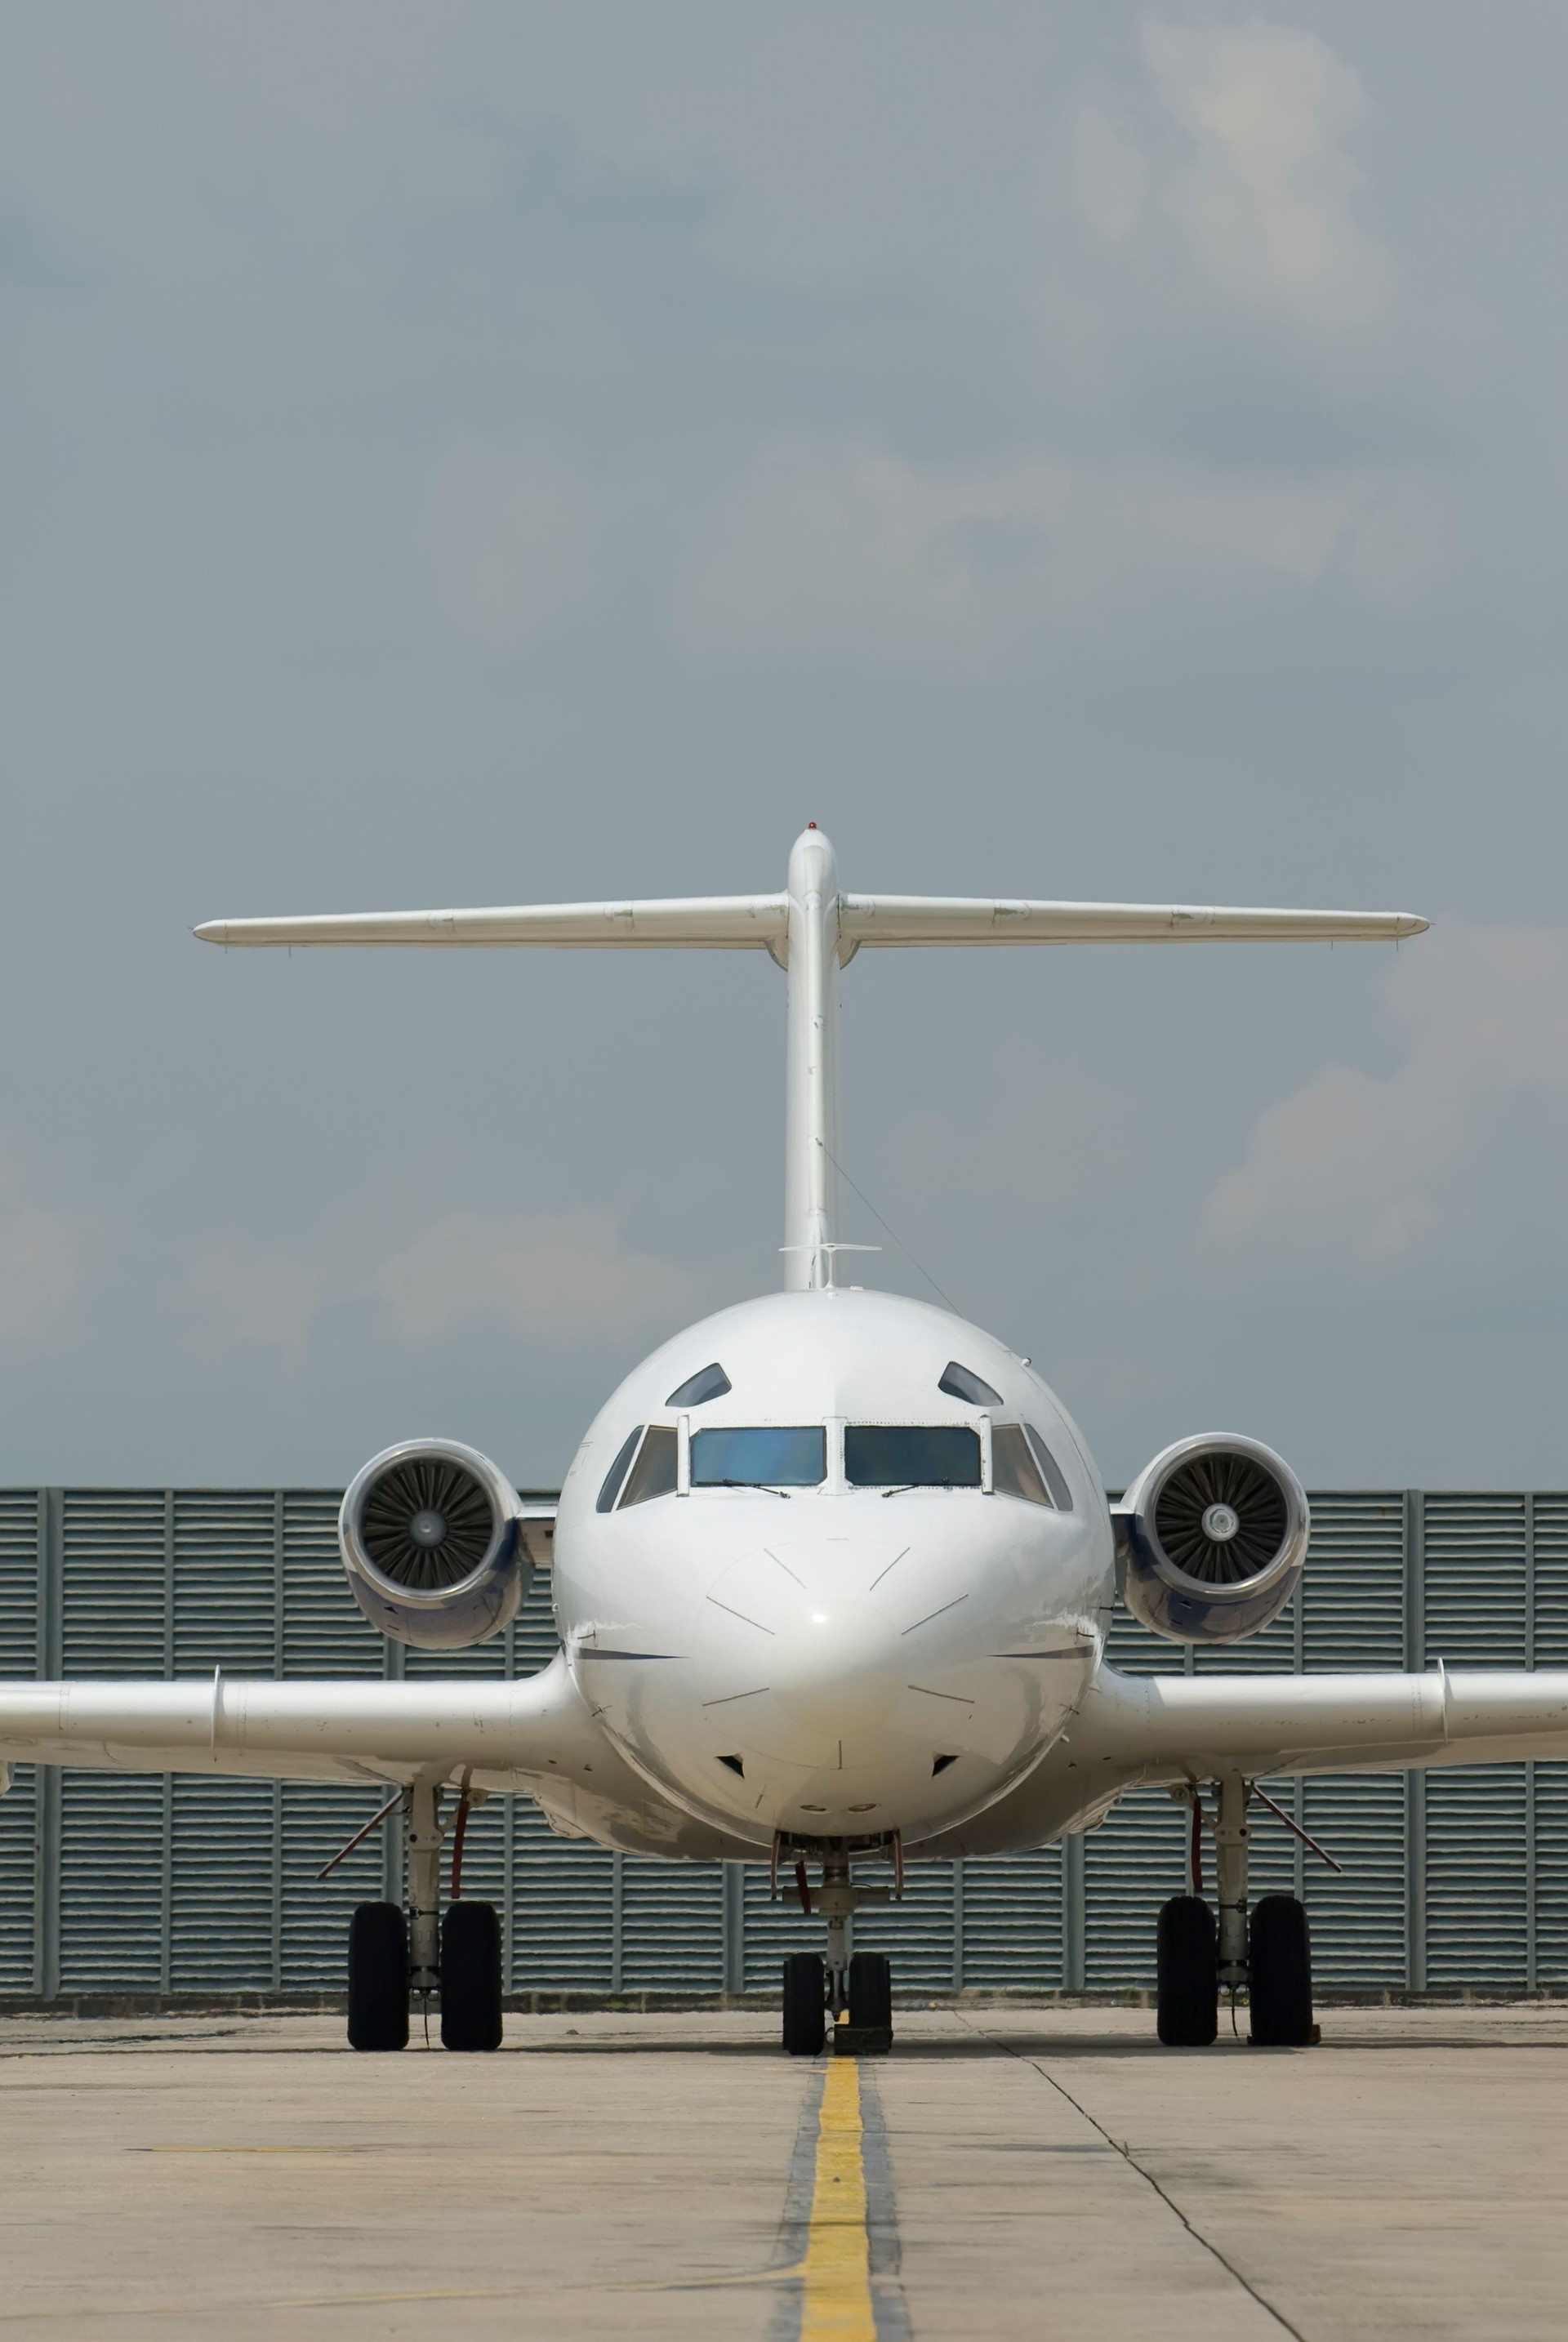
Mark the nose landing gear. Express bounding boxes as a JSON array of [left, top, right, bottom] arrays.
[[774, 1833, 899, 2055], [1156, 1779, 1317, 2048]]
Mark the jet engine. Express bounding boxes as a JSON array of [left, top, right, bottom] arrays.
[[340, 1438, 531, 1650], [1113, 1435, 1309, 1645]]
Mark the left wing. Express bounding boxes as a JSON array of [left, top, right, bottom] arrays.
[[1069, 1661, 1568, 1780], [917, 1663, 1568, 1859]]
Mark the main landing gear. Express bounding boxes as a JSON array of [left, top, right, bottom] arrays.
[[777, 1836, 899, 2056], [1157, 1776, 1316, 2049], [341, 1777, 503, 2052]]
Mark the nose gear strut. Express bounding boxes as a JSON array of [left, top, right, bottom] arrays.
[[773, 1831, 901, 2055]]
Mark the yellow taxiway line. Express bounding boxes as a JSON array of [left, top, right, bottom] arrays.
[[800, 2053, 876, 2341]]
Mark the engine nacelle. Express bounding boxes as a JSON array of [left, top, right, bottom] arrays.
[[1112, 1434, 1309, 1645], [340, 1438, 530, 1650]]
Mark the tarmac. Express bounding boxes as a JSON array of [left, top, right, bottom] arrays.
[[1, 2002, 1566, 2340]]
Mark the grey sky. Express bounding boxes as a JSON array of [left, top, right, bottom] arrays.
[[1, 2, 1564, 1488]]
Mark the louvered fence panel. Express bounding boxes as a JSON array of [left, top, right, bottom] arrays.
[[1084, 1788, 1187, 1985], [1302, 1494, 1406, 1670], [12, 1485, 1568, 2001], [57, 1494, 168, 1988], [1427, 1766, 1529, 1988], [742, 1861, 828, 1989], [1532, 1762, 1568, 1988], [1295, 1496, 1410, 1986], [167, 1495, 279, 1985], [1533, 1498, 1568, 1666], [957, 1848, 1064, 1988], [1425, 1495, 1527, 1665], [0, 1494, 38, 1989], [281, 1783, 387, 1986], [849, 1857, 955, 1989], [511, 1800, 617, 1990], [1423, 1498, 1529, 1987], [1301, 1774, 1408, 1987], [621, 1857, 725, 1991]]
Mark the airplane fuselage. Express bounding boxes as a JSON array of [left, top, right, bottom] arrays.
[[551, 1286, 1114, 1852]]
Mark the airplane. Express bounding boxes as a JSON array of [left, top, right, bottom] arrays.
[[3, 822, 1566, 2058]]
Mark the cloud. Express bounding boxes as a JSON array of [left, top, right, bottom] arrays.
[[682, 436, 1441, 668], [1200, 925, 1568, 1298], [372, 1206, 698, 1343], [1067, 16, 1396, 334]]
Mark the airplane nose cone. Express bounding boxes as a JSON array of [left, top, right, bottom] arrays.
[[706, 1541, 912, 1737], [768, 1589, 903, 1733]]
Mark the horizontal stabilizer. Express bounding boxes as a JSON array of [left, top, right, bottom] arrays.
[[840, 896, 1428, 947], [195, 895, 789, 951]]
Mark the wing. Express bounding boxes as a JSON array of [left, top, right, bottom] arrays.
[[914, 1663, 1568, 1860], [194, 896, 788, 951], [0, 1657, 604, 1794], [839, 896, 1428, 946], [1069, 1661, 1568, 1780]]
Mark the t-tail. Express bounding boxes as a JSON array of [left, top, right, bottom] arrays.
[[196, 826, 1427, 1293]]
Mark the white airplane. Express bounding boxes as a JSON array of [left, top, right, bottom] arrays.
[[2, 825, 1564, 2058]]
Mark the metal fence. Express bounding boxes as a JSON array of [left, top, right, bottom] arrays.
[[2, 1487, 1566, 2000]]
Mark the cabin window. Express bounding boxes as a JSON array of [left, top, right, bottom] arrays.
[[992, 1423, 1051, 1507], [1024, 1423, 1074, 1512], [596, 1427, 644, 1513], [690, 1426, 826, 1488], [619, 1424, 679, 1507], [666, 1362, 733, 1408], [844, 1425, 982, 1488], [938, 1360, 1002, 1408]]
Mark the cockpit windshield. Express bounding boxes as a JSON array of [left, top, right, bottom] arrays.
[[690, 1427, 826, 1489], [844, 1425, 982, 1489]]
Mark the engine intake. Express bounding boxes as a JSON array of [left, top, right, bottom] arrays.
[[341, 1438, 530, 1650], [1114, 1435, 1308, 1645]]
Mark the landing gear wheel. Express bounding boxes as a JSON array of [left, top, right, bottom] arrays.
[[1249, 1894, 1314, 2046], [782, 1952, 826, 2055], [347, 1901, 408, 2052], [440, 1900, 503, 2052], [1156, 1895, 1218, 2046], [847, 1950, 892, 2035]]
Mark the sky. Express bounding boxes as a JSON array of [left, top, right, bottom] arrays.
[[1, 2, 1566, 1490]]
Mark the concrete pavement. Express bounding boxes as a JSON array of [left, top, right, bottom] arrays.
[[0, 2004, 1565, 2338]]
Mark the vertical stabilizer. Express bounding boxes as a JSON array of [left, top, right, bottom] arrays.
[[782, 826, 843, 1293]]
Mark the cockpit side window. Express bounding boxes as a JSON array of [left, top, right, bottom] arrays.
[[619, 1424, 679, 1507], [845, 1425, 982, 1488], [992, 1423, 1050, 1507], [938, 1360, 1003, 1408], [690, 1427, 826, 1488], [666, 1362, 732, 1408], [596, 1426, 644, 1513], [1024, 1423, 1074, 1512]]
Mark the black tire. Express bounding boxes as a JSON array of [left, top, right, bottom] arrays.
[[848, 1950, 892, 2032], [1249, 1894, 1314, 2047], [441, 1900, 504, 2052], [347, 1901, 408, 2052], [1156, 1895, 1218, 2046], [782, 1952, 826, 2055]]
